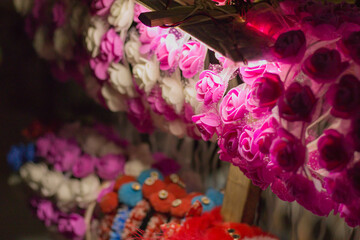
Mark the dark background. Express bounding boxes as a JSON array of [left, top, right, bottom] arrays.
[[0, 1, 109, 239]]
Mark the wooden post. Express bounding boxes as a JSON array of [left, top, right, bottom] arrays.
[[221, 164, 261, 224]]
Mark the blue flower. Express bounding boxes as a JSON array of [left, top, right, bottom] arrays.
[[7, 144, 25, 171], [7, 143, 36, 171], [25, 143, 35, 162]]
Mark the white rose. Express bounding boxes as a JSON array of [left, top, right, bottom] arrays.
[[85, 16, 109, 57], [20, 162, 48, 191], [168, 120, 186, 138], [98, 141, 124, 157], [161, 73, 185, 114], [184, 78, 202, 113], [133, 56, 160, 94], [55, 179, 79, 212], [76, 174, 101, 208], [81, 132, 108, 156], [108, 0, 134, 32], [108, 63, 135, 97], [124, 158, 150, 177], [54, 27, 74, 60], [13, 0, 33, 15], [40, 170, 66, 197], [33, 27, 57, 60], [125, 30, 142, 65], [101, 83, 127, 112]]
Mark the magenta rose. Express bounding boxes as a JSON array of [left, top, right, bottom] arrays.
[[326, 74, 360, 119], [127, 97, 154, 134], [96, 154, 125, 180], [270, 128, 306, 172], [347, 162, 360, 197], [90, 28, 123, 80], [287, 174, 336, 216], [325, 173, 355, 204], [350, 113, 360, 151], [271, 178, 295, 202], [192, 112, 221, 141], [278, 82, 317, 122], [58, 213, 86, 240], [147, 86, 178, 121], [36, 200, 59, 227], [318, 129, 352, 172], [91, 0, 114, 16], [156, 34, 180, 71], [272, 30, 306, 63], [196, 70, 226, 105], [302, 48, 349, 83], [72, 154, 96, 178], [339, 203, 360, 227], [218, 125, 242, 159], [179, 40, 206, 78], [238, 126, 256, 162], [52, 2, 66, 27], [246, 72, 283, 114], [239, 63, 266, 86], [252, 117, 278, 154], [219, 86, 248, 123], [36, 134, 55, 158], [341, 31, 360, 65]]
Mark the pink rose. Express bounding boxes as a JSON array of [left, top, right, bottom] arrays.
[[179, 41, 206, 78], [156, 34, 180, 71], [215, 52, 235, 68], [196, 70, 226, 105], [91, 0, 114, 16], [246, 72, 283, 114], [219, 86, 248, 123], [90, 28, 123, 80], [147, 86, 178, 121], [96, 154, 125, 180], [36, 199, 59, 227], [192, 112, 221, 141], [339, 203, 360, 227], [134, 4, 148, 23], [72, 154, 96, 178], [58, 213, 86, 240], [36, 133, 55, 158], [252, 117, 278, 154], [138, 24, 165, 55], [239, 63, 267, 86]]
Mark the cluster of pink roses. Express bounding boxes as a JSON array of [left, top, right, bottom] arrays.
[[193, 0, 360, 227], [31, 198, 86, 240], [36, 125, 126, 180]]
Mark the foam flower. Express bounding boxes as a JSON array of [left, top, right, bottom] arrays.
[[72, 154, 96, 178], [272, 30, 306, 63], [270, 128, 306, 172], [302, 48, 349, 83], [246, 72, 283, 114], [278, 82, 317, 122], [219, 86, 248, 124], [179, 40, 206, 78], [91, 0, 115, 16], [192, 113, 221, 141], [326, 74, 360, 119], [156, 34, 180, 71], [96, 154, 125, 180], [196, 70, 225, 105], [58, 213, 86, 240], [318, 129, 352, 172]]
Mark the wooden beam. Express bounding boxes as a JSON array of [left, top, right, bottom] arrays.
[[221, 164, 261, 224]]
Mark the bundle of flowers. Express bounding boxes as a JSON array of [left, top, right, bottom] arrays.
[[191, 0, 360, 227]]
